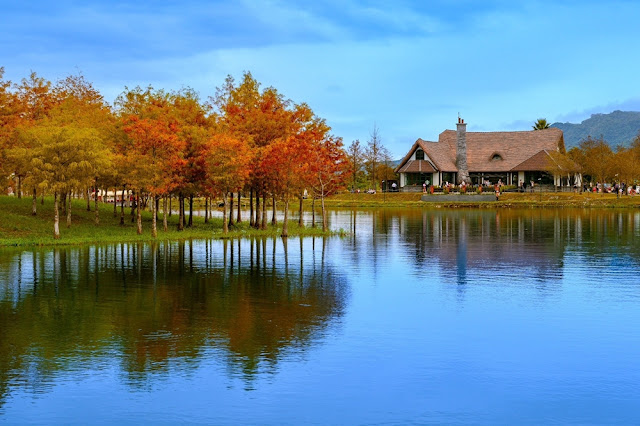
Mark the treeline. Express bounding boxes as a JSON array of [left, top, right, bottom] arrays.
[[549, 133, 640, 185], [0, 68, 351, 239]]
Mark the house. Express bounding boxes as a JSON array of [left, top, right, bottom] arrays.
[[395, 118, 581, 190]]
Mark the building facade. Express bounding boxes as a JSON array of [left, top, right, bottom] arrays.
[[395, 119, 581, 190]]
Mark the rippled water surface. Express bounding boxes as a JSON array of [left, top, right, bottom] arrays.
[[1, 208, 640, 424]]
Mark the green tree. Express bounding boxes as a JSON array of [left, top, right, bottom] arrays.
[[532, 118, 551, 130]]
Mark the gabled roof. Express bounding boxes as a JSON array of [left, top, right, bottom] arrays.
[[397, 160, 436, 173], [396, 127, 564, 174], [437, 127, 563, 172], [511, 149, 554, 171]]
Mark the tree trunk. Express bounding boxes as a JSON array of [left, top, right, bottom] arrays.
[[312, 197, 316, 228], [87, 187, 91, 211], [222, 192, 229, 234], [163, 195, 168, 231], [271, 196, 277, 226], [113, 187, 117, 217], [169, 195, 172, 217], [237, 191, 242, 223], [136, 193, 142, 235], [66, 191, 72, 228], [155, 196, 160, 222], [53, 192, 60, 239], [120, 187, 125, 225], [32, 187, 37, 216], [249, 188, 254, 227], [188, 195, 193, 227], [151, 191, 157, 238], [17, 175, 22, 199], [204, 197, 209, 224], [178, 193, 184, 231], [254, 191, 260, 229], [282, 198, 289, 238], [261, 194, 267, 230], [228, 193, 235, 227], [61, 192, 67, 217], [298, 195, 304, 227], [94, 178, 99, 225], [321, 191, 327, 232], [130, 191, 136, 223], [41, 192, 44, 205]]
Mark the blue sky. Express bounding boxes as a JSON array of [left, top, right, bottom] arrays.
[[2, 0, 639, 157]]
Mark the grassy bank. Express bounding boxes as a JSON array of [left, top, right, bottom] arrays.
[[319, 191, 640, 208], [0, 196, 338, 247]]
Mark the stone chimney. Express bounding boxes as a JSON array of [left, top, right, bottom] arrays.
[[456, 117, 470, 184]]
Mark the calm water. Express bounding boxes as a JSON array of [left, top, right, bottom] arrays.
[[1, 208, 640, 424]]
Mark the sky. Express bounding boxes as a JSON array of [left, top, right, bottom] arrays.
[[2, 0, 640, 158]]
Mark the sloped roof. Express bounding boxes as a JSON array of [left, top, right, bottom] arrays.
[[511, 149, 554, 171], [437, 127, 563, 172], [397, 159, 436, 173], [397, 127, 564, 174]]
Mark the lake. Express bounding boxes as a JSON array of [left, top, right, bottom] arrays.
[[1, 208, 639, 424]]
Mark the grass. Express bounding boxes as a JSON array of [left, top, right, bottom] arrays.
[[317, 191, 640, 208], [0, 196, 341, 247]]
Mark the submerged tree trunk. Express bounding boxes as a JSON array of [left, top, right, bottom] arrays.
[[178, 193, 184, 231], [222, 192, 229, 234], [66, 191, 72, 228], [136, 193, 142, 235], [281, 198, 289, 238], [53, 192, 60, 239], [298, 195, 304, 227], [151, 191, 157, 238], [163, 195, 168, 231], [261, 194, 267, 230], [94, 178, 99, 225], [249, 188, 254, 227], [120, 187, 125, 226], [228, 193, 235, 227], [32, 187, 37, 216], [271, 196, 276, 226]]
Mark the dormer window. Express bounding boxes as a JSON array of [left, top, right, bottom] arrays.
[[491, 153, 503, 161], [415, 149, 424, 160]]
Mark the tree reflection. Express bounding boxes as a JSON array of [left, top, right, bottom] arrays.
[[0, 238, 347, 402]]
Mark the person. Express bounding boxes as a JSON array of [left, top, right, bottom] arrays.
[[422, 182, 426, 193], [530, 180, 534, 193], [391, 182, 397, 192], [494, 184, 500, 201]]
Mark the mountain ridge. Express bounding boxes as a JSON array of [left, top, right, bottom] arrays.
[[551, 110, 640, 148]]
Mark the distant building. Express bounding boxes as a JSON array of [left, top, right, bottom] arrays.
[[395, 119, 581, 190]]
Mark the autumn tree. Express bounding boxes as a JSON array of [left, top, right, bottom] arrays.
[[577, 136, 614, 185], [118, 87, 185, 237], [206, 132, 251, 234]]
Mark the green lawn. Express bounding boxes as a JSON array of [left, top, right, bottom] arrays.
[[0, 196, 336, 247]]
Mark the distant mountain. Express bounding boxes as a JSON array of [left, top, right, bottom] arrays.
[[551, 110, 640, 148]]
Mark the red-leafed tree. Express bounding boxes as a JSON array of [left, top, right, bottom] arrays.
[[206, 132, 251, 234]]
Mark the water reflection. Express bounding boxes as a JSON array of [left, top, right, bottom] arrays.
[[0, 237, 348, 402]]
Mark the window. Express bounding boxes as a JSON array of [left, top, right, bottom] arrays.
[[415, 149, 424, 161], [491, 153, 502, 161]]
